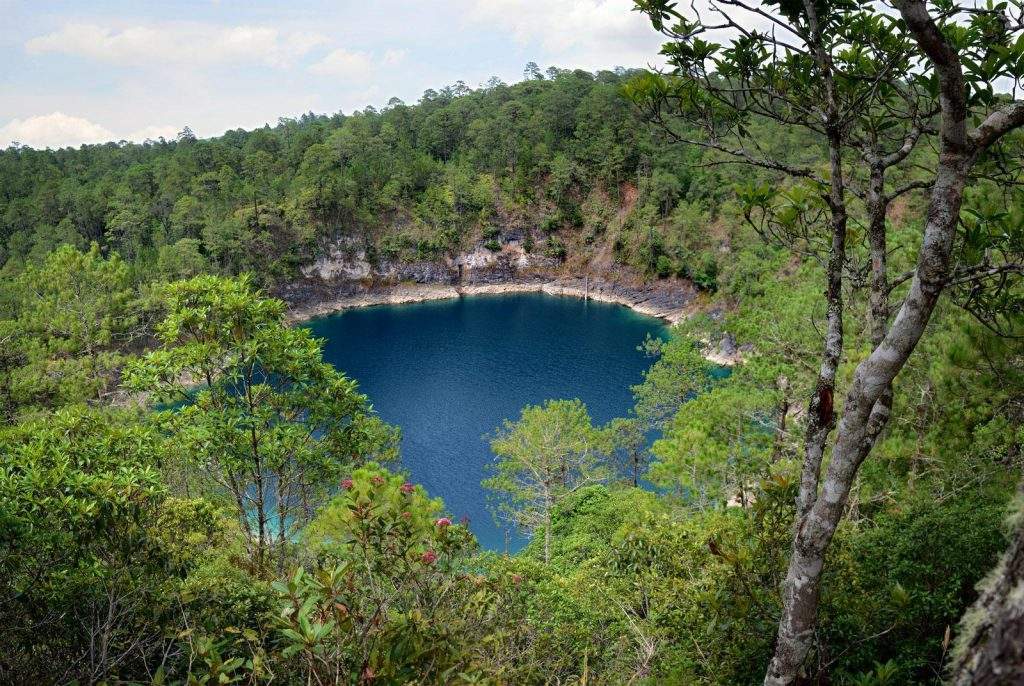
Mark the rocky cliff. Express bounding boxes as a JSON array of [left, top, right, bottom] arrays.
[[277, 238, 743, 365]]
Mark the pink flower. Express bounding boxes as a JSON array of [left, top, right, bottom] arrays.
[[370, 475, 385, 486], [512, 574, 523, 585], [340, 478, 354, 490], [421, 549, 437, 565], [401, 511, 412, 520], [435, 517, 452, 528], [400, 482, 415, 494]]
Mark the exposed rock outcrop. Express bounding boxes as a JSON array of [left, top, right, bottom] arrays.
[[280, 240, 745, 365], [282, 270, 698, 326]]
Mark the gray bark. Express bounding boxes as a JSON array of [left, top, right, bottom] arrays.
[[950, 490, 1024, 685], [765, 1, 988, 682], [794, 0, 846, 527]]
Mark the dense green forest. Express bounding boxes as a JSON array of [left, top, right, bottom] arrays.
[[3, 0, 1024, 684], [0, 66, 723, 289]]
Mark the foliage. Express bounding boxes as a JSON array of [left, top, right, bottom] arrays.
[[632, 334, 715, 430], [0, 408, 230, 682], [0, 243, 141, 418], [820, 488, 1009, 682], [273, 463, 501, 683], [484, 399, 607, 562], [651, 381, 778, 508], [125, 274, 399, 572]]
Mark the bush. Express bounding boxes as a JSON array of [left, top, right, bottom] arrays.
[[689, 251, 719, 291], [540, 214, 561, 235], [544, 237, 567, 261], [288, 466, 471, 677], [271, 464, 520, 683], [820, 488, 1009, 682], [656, 254, 675, 278], [0, 408, 237, 683]]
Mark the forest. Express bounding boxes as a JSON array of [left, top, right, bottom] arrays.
[[2, 0, 1024, 684], [0, 63, 729, 294]]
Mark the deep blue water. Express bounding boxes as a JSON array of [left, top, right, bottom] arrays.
[[305, 293, 668, 551]]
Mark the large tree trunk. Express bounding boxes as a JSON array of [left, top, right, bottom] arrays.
[[860, 162, 897, 463], [950, 489, 1024, 684], [764, 2, 973, 682], [765, 140, 969, 686], [794, 0, 847, 527]]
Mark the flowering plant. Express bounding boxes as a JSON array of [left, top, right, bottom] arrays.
[[275, 463, 484, 682]]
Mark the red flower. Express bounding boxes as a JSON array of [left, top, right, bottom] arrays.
[[435, 517, 452, 528], [370, 475, 385, 486], [400, 482, 415, 494], [421, 549, 437, 565], [340, 478, 354, 490]]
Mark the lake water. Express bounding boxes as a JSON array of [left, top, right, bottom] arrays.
[[305, 292, 669, 551]]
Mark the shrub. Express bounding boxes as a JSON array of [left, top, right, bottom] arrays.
[[276, 464, 499, 682], [544, 237, 567, 261]]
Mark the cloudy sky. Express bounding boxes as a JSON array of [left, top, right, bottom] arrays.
[[0, 0, 666, 149]]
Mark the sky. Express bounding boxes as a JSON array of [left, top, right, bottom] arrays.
[[0, 0, 667, 149]]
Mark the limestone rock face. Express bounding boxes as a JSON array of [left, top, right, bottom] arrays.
[[301, 238, 560, 285], [719, 332, 738, 357], [387, 261, 455, 284], [301, 243, 372, 280], [281, 238, 714, 338]]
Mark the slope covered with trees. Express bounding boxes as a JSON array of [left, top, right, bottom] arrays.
[[2, 0, 1024, 682], [0, 67, 724, 291]]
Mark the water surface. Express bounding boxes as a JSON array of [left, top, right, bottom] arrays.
[[306, 293, 668, 551]]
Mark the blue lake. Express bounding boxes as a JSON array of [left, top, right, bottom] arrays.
[[305, 292, 669, 551]]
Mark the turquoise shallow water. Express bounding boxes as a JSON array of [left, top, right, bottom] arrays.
[[305, 292, 669, 551]]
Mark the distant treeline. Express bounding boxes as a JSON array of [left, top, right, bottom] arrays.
[[0, 67, 796, 290]]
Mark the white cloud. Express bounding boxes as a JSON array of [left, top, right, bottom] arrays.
[[308, 47, 405, 80], [462, 0, 664, 70], [25, 22, 328, 68], [308, 48, 372, 78], [382, 49, 407, 66], [0, 113, 184, 149], [0, 112, 115, 148]]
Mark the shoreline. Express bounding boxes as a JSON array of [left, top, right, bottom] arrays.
[[285, 279, 691, 325], [283, 277, 742, 366]]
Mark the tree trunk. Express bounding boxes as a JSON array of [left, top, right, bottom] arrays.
[[867, 165, 890, 348], [544, 512, 552, 564], [794, 0, 847, 525], [767, 159, 969, 686], [543, 489, 553, 564], [764, 3, 973, 681], [950, 488, 1024, 684], [772, 375, 790, 462], [794, 133, 847, 525]]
